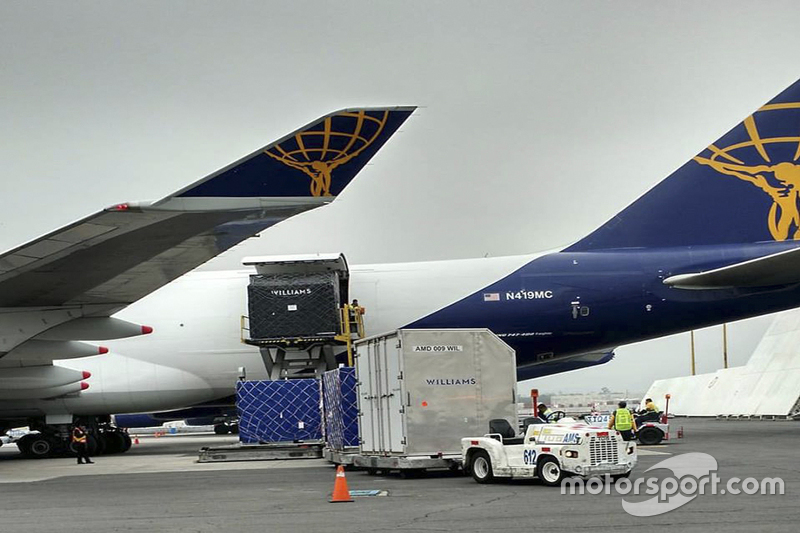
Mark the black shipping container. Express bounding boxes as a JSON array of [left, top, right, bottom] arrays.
[[248, 272, 341, 339]]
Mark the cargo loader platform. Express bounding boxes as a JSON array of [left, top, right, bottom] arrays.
[[322, 446, 359, 466], [197, 441, 324, 463], [241, 335, 342, 348], [239, 253, 365, 379]]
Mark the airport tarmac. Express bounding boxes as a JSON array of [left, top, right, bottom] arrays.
[[0, 419, 797, 532]]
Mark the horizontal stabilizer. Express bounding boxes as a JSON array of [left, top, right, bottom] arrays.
[[517, 349, 615, 379], [663, 246, 800, 289]]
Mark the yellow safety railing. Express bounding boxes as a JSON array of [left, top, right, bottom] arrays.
[[335, 304, 365, 367]]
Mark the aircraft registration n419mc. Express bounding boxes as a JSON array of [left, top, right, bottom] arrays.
[[5, 79, 800, 457]]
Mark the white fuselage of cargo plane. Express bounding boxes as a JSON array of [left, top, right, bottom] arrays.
[[1, 252, 544, 418]]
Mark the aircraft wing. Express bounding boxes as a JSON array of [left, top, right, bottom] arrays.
[[663, 246, 800, 290], [0, 107, 413, 309], [0, 107, 414, 380]]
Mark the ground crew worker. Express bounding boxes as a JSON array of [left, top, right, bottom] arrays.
[[72, 425, 93, 465], [643, 398, 658, 412], [537, 403, 554, 422], [349, 300, 365, 334], [636, 397, 661, 424], [608, 401, 637, 441]]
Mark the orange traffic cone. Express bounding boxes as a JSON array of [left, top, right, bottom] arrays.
[[329, 465, 353, 503]]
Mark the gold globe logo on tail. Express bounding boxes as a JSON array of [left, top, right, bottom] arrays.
[[264, 110, 389, 197], [694, 103, 800, 240]]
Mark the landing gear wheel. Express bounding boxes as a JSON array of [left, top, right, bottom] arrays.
[[120, 432, 132, 452], [229, 424, 239, 435], [470, 451, 495, 484], [537, 457, 564, 486], [637, 427, 664, 446], [102, 432, 124, 454], [214, 424, 229, 435], [28, 435, 54, 459]]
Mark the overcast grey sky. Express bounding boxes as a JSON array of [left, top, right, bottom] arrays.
[[2, 1, 799, 393]]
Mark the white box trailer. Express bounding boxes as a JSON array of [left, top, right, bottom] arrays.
[[353, 329, 517, 471]]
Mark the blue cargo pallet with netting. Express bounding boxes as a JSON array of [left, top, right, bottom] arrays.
[[322, 367, 359, 450], [236, 379, 322, 444]]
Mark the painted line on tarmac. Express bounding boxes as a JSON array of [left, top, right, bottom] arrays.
[[349, 489, 388, 497], [637, 448, 671, 456]]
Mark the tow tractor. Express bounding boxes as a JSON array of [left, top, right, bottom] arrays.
[[582, 411, 670, 446], [462, 418, 637, 485], [634, 412, 669, 445]]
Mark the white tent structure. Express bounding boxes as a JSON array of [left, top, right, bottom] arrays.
[[645, 309, 800, 418]]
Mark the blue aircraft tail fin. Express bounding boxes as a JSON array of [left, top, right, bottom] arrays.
[[170, 106, 415, 199], [567, 79, 800, 251]]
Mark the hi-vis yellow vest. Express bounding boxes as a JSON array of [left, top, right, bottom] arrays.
[[614, 408, 633, 431]]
